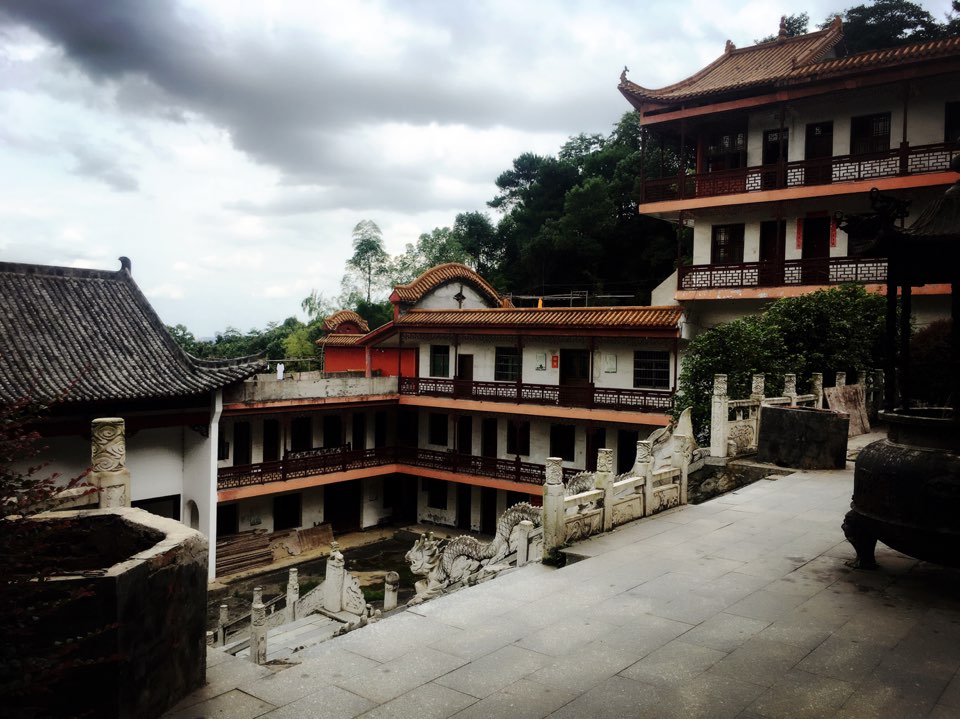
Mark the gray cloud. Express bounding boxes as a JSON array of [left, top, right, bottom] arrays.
[[64, 140, 139, 192]]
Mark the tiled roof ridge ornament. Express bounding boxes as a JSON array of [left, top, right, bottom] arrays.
[[118, 256, 131, 274], [725, 39, 736, 53], [778, 15, 788, 41], [620, 65, 629, 84]]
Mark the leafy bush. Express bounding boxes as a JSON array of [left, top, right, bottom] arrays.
[[675, 285, 887, 440], [910, 319, 953, 406]]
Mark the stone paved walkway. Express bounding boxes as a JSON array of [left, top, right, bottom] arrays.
[[167, 446, 960, 718]]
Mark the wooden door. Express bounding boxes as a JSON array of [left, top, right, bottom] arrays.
[[233, 421, 251, 465], [456, 484, 472, 530], [325, 480, 361, 534], [761, 128, 787, 189], [480, 487, 497, 535], [262, 419, 280, 462], [481, 418, 497, 458], [802, 217, 831, 285], [457, 415, 473, 455], [758, 220, 785, 286], [805, 122, 833, 185], [455, 354, 473, 398]]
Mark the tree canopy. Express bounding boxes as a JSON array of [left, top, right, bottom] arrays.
[[823, 0, 955, 53]]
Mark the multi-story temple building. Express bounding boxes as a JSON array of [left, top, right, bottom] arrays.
[[216, 264, 682, 545], [620, 18, 959, 335]]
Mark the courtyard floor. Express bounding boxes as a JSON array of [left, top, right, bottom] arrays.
[[167, 432, 960, 718]]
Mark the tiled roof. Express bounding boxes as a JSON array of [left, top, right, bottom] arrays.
[[619, 20, 844, 103], [0, 261, 263, 404], [317, 334, 364, 346], [391, 263, 504, 306], [785, 35, 960, 83], [393, 306, 684, 331], [321, 310, 369, 334]]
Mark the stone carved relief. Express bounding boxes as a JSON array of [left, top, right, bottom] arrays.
[[406, 502, 543, 605], [564, 510, 601, 543], [91, 418, 126, 472], [728, 423, 755, 455], [611, 496, 643, 526], [650, 485, 680, 514], [714, 374, 728, 396]]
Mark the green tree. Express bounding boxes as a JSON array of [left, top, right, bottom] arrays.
[[824, 0, 944, 53], [389, 227, 470, 284], [301, 289, 334, 323], [166, 323, 201, 355], [675, 286, 887, 440], [348, 220, 389, 302], [452, 211, 499, 277]]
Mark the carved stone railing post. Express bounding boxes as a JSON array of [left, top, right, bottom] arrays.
[[835, 371, 846, 388], [811, 373, 824, 408], [91, 417, 130, 508], [216, 604, 228, 647], [784, 374, 797, 405], [594, 448, 615, 532], [542, 457, 566, 559], [383, 571, 399, 611], [673, 434, 690, 505], [638, 440, 654, 516], [750, 374, 765, 401], [323, 542, 346, 613], [710, 375, 729, 458], [515, 520, 534, 566], [250, 587, 266, 665], [285, 568, 299, 622]]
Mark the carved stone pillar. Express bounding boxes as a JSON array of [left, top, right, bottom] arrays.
[[542, 457, 566, 559], [638, 440, 654, 516], [250, 587, 267, 665], [515, 520, 534, 566], [595, 448, 615, 532], [811, 373, 824, 408], [835, 371, 846, 388], [710, 375, 729, 458], [750, 374, 765, 401], [323, 542, 346, 613], [217, 604, 229, 647], [91, 417, 130, 508], [383, 571, 400, 611], [286, 568, 299, 622], [784, 373, 798, 404], [672, 434, 691, 505]]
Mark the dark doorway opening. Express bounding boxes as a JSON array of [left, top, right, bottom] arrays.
[[617, 429, 640, 474], [352, 413, 366, 451], [325, 480, 361, 534], [216, 503, 239, 538], [323, 415, 344, 447], [457, 416, 473, 455], [586, 427, 607, 471], [374, 411, 388, 448], [759, 220, 786, 286], [273, 493, 302, 532], [480, 487, 497, 535], [456, 354, 474, 398], [132, 493, 181, 521], [761, 128, 787, 189], [290, 417, 312, 452], [263, 419, 280, 462], [233, 421, 252, 465], [457, 483, 472, 530], [802, 216, 831, 285]]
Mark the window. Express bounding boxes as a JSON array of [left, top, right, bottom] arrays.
[[290, 416, 312, 452], [549, 424, 576, 462], [850, 112, 890, 155], [429, 345, 450, 377], [428, 413, 448, 446], [217, 432, 229, 461], [424, 479, 448, 510], [507, 421, 531, 456], [634, 350, 670, 389], [704, 128, 747, 172], [233, 421, 251, 465], [495, 346, 521, 382], [946, 102, 960, 144], [711, 224, 744, 264]]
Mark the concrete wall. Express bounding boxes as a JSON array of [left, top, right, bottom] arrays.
[[415, 282, 493, 310], [224, 374, 397, 404], [230, 485, 325, 534]]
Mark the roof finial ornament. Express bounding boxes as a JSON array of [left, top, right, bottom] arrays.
[[724, 39, 735, 53], [118, 256, 131, 274], [778, 15, 788, 40], [620, 65, 629, 84]]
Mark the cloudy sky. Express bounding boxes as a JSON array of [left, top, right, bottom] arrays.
[[1, 1, 954, 336]]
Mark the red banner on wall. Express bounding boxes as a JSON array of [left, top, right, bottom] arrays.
[[795, 218, 804, 250], [830, 218, 837, 248]]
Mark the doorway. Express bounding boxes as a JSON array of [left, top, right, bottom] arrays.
[[273, 492, 302, 532], [352, 413, 366, 451], [216, 503, 239, 538], [559, 349, 591, 406], [758, 220, 786, 286], [761, 128, 788, 189], [325, 480, 361, 534], [263, 419, 280, 462], [801, 217, 831, 285], [457, 416, 473, 455], [455, 354, 473, 398], [805, 122, 833, 185], [233, 421, 251, 466], [480, 487, 497, 534], [457, 484, 472, 530], [617, 429, 640, 475]]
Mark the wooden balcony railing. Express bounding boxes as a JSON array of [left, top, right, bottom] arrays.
[[217, 445, 581, 490], [399, 377, 674, 412], [643, 142, 959, 203], [677, 256, 888, 291]]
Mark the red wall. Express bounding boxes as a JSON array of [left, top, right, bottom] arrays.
[[323, 347, 416, 377]]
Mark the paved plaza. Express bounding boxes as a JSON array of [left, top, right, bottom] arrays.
[[168, 439, 960, 718]]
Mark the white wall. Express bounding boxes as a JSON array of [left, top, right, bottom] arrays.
[[417, 477, 457, 526], [361, 476, 392, 528], [416, 283, 493, 310]]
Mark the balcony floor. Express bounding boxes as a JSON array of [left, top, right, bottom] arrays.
[[170, 429, 960, 719]]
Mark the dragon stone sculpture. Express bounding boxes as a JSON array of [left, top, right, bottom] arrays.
[[405, 502, 542, 604]]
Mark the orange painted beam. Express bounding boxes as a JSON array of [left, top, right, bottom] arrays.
[[223, 394, 399, 415], [397, 394, 671, 426], [639, 172, 957, 217], [676, 283, 952, 302], [217, 463, 544, 502]]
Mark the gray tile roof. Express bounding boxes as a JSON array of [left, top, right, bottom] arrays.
[[0, 260, 263, 404]]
